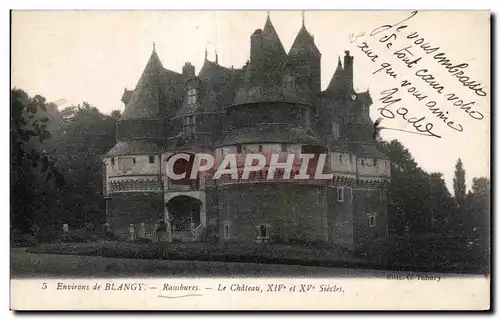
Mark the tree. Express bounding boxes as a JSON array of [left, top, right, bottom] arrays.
[[50, 103, 119, 228], [453, 158, 466, 208], [10, 89, 65, 234]]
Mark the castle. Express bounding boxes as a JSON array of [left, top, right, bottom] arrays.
[[104, 14, 391, 255]]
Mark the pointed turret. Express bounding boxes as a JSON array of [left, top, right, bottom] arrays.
[[325, 57, 344, 96], [121, 47, 163, 119], [288, 25, 321, 58], [237, 13, 288, 104], [262, 14, 286, 56], [287, 14, 321, 94]]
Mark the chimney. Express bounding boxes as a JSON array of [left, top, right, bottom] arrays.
[[343, 50, 354, 90], [182, 62, 195, 79]]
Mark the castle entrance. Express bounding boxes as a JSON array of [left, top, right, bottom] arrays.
[[166, 195, 202, 241]]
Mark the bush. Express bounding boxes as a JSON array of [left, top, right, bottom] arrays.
[[61, 229, 93, 243], [11, 233, 37, 247]]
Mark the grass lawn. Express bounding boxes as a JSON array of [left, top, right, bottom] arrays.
[[25, 240, 488, 274], [27, 241, 368, 269]]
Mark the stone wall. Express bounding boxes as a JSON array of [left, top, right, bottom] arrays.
[[327, 186, 355, 251], [352, 187, 389, 257], [218, 183, 328, 244]]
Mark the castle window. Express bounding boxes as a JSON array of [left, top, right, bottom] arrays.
[[373, 159, 378, 167], [132, 158, 136, 165], [236, 144, 242, 153], [187, 88, 198, 104], [224, 224, 230, 239], [318, 187, 326, 205], [111, 157, 115, 165], [363, 105, 370, 117], [218, 189, 223, 208], [361, 159, 365, 166], [369, 214, 376, 227], [280, 143, 288, 152], [183, 115, 195, 136], [149, 156, 155, 164], [332, 122, 340, 138], [258, 145, 263, 152], [339, 154, 343, 163], [349, 187, 354, 204], [258, 224, 268, 238], [337, 187, 344, 202]]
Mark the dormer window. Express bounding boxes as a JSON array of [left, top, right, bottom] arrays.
[[187, 88, 198, 105]]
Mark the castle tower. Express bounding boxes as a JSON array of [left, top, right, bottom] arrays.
[[287, 16, 322, 95], [161, 53, 240, 242], [321, 51, 391, 254], [216, 14, 330, 244], [104, 46, 182, 241]]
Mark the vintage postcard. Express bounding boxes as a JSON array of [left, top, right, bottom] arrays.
[[10, 10, 490, 310]]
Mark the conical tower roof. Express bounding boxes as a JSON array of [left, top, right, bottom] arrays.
[[289, 24, 321, 58], [121, 47, 163, 119], [262, 14, 286, 56], [325, 57, 344, 95]]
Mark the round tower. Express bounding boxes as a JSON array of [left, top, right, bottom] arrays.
[[214, 15, 330, 245], [104, 47, 174, 241]]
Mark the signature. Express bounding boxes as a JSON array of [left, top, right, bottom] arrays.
[[377, 88, 442, 138]]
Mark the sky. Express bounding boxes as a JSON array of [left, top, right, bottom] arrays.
[[11, 10, 490, 191]]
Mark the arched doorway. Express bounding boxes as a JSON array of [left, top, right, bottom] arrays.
[[166, 195, 202, 241]]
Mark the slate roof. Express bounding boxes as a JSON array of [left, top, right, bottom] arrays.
[[219, 124, 320, 146], [121, 49, 183, 120], [350, 143, 389, 160], [106, 140, 160, 157], [288, 24, 321, 58], [325, 58, 344, 96], [176, 59, 236, 117]]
